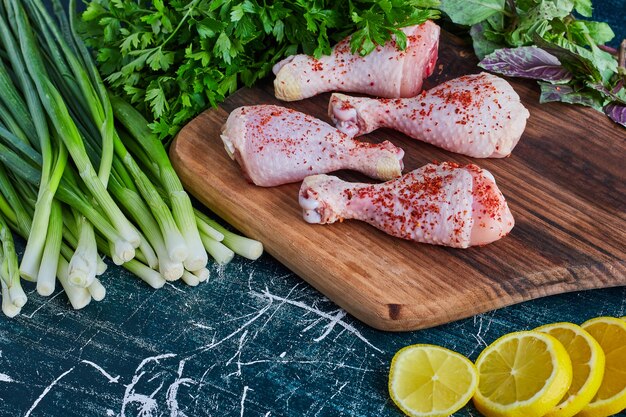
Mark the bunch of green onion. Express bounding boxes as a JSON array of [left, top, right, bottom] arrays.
[[0, 0, 262, 317]]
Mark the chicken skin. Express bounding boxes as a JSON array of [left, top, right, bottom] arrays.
[[273, 21, 440, 101], [221, 105, 405, 187], [329, 73, 529, 158], [299, 162, 514, 248]]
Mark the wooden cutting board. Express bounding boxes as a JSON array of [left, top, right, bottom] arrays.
[[170, 31, 626, 331]]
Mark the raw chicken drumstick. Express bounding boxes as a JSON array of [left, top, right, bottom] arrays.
[[273, 21, 440, 101], [329, 72, 530, 158], [299, 162, 514, 248], [221, 105, 404, 187]]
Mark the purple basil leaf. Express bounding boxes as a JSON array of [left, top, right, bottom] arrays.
[[480, 46, 573, 83], [539, 82, 604, 111], [604, 103, 626, 127], [587, 81, 626, 105]]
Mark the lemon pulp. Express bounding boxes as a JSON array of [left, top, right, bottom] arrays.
[[389, 344, 478, 417]]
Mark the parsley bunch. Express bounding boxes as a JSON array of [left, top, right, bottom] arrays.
[[80, 0, 440, 140], [440, 0, 626, 126]]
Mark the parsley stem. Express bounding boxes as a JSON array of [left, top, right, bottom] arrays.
[[157, 0, 200, 51]]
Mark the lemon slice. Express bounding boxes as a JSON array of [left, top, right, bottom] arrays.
[[473, 330, 573, 417], [535, 322, 605, 417], [578, 317, 626, 417], [388, 344, 478, 417]]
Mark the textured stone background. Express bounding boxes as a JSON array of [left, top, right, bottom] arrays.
[[1, 2, 624, 417]]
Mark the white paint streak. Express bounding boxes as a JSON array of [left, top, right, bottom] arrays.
[[240, 386, 251, 417], [122, 381, 164, 417], [253, 288, 382, 353], [81, 360, 120, 383], [191, 321, 212, 330], [24, 367, 75, 417], [467, 313, 496, 357], [256, 283, 302, 334], [236, 359, 374, 372], [0, 372, 13, 383], [313, 310, 347, 342], [165, 282, 185, 293], [166, 359, 195, 417], [120, 353, 177, 417], [22, 290, 66, 319], [226, 330, 249, 377], [329, 382, 348, 400], [191, 299, 273, 357]]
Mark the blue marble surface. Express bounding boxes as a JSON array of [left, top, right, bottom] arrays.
[[0, 1, 625, 417], [1, 254, 625, 416], [593, 0, 625, 47]]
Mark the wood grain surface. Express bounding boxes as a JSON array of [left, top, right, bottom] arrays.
[[170, 31, 626, 331]]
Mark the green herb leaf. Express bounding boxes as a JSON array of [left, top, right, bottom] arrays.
[[439, 0, 621, 127], [573, 0, 593, 17], [470, 22, 505, 59], [439, 0, 505, 26], [81, 0, 441, 139], [539, 82, 605, 111]]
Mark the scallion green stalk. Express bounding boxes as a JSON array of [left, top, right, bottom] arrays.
[[110, 182, 183, 280], [3, 4, 62, 281], [111, 96, 207, 270], [195, 210, 263, 260], [0, 165, 30, 236], [1, 279, 20, 318], [113, 136, 187, 263], [54, 179, 134, 262], [136, 229, 158, 270], [68, 214, 98, 287], [200, 233, 234, 265], [87, 277, 105, 301], [56, 256, 91, 309], [123, 259, 166, 289], [0, 212, 26, 307], [96, 256, 107, 275], [194, 215, 224, 242], [11, 0, 139, 248], [191, 268, 209, 283], [36, 200, 63, 296], [181, 270, 200, 287]]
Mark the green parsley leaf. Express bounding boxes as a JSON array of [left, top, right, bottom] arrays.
[[81, 0, 440, 140]]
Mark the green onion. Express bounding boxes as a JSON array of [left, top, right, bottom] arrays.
[[181, 270, 200, 287], [136, 229, 159, 270], [68, 214, 98, 287], [36, 200, 63, 296], [56, 257, 91, 310], [195, 210, 263, 260], [113, 136, 187, 262], [87, 277, 106, 301], [200, 234, 235, 266], [1, 280, 21, 317], [0, 0, 263, 316], [123, 259, 166, 289], [191, 268, 209, 283], [0, 212, 26, 307], [111, 96, 208, 270]]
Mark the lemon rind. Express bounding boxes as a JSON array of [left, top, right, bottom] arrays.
[[535, 322, 606, 417], [578, 317, 626, 417]]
